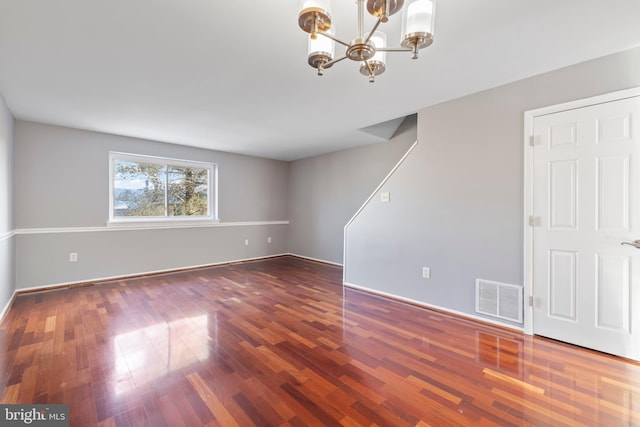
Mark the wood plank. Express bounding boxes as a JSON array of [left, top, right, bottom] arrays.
[[187, 372, 241, 427], [1, 256, 639, 426]]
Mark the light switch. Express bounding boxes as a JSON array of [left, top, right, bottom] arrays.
[[381, 192, 390, 203]]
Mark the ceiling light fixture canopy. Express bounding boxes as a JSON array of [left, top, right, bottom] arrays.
[[298, 0, 435, 82]]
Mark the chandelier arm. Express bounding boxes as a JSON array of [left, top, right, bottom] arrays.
[[363, 17, 383, 45], [377, 47, 413, 52], [363, 60, 374, 77], [322, 55, 349, 68], [318, 31, 350, 48]]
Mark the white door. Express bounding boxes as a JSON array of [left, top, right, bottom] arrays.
[[532, 95, 640, 361]]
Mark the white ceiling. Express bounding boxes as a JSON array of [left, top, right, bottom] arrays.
[[0, 1, 639, 161]]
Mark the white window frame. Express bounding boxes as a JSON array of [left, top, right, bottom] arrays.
[[108, 152, 218, 226]]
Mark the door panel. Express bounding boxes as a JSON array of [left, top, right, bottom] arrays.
[[532, 96, 640, 361], [596, 155, 630, 231], [595, 254, 630, 331], [549, 159, 577, 229], [548, 250, 577, 321]]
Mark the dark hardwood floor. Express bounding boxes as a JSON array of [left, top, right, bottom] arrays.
[[1, 256, 639, 426]]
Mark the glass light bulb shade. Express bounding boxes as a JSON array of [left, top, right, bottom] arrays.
[[366, 0, 405, 20], [308, 27, 335, 59], [401, 0, 435, 38], [298, 0, 332, 35], [299, 0, 331, 14], [367, 31, 387, 65]]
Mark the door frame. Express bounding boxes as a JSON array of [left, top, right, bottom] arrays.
[[523, 87, 640, 335]]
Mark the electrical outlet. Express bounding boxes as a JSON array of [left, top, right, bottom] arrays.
[[422, 267, 431, 279], [267, 237, 272, 244], [244, 239, 249, 246], [70, 253, 78, 262], [381, 192, 390, 203]]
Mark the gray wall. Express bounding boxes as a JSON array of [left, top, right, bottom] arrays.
[[0, 92, 15, 315], [345, 47, 640, 327], [289, 117, 416, 264], [14, 121, 290, 289]]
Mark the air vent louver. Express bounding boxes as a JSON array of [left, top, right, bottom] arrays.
[[476, 279, 523, 323]]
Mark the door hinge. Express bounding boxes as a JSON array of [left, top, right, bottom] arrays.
[[529, 216, 541, 227], [529, 296, 535, 307], [529, 135, 538, 146]]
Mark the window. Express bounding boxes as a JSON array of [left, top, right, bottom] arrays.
[[109, 152, 217, 223]]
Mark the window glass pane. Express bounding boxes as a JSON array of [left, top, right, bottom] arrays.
[[110, 153, 215, 222], [113, 160, 167, 217], [167, 166, 209, 217]]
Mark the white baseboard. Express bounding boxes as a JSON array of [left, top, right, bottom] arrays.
[[0, 290, 17, 324], [344, 281, 524, 332], [287, 253, 343, 267], [15, 253, 292, 293]]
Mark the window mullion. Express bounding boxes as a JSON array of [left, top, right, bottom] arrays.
[[164, 164, 169, 217]]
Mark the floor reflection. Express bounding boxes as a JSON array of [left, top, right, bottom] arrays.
[[113, 314, 213, 394], [476, 331, 523, 376]]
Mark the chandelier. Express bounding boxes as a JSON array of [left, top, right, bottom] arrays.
[[298, 0, 436, 82]]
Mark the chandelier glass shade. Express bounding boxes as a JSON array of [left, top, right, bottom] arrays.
[[308, 27, 335, 74], [298, 0, 435, 82]]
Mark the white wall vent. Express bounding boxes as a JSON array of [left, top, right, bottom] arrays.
[[476, 279, 523, 323]]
